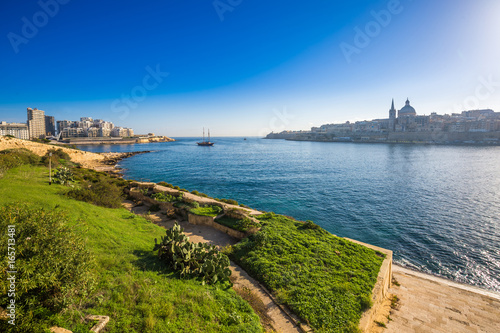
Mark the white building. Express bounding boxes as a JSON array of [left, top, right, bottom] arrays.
[[27, 107, 46, 139], [0, 121, 29, 140]]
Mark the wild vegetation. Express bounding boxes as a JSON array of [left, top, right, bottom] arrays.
[[65, 168, 129, 208], [0, 148, 40, 177], [0, 162, 262, 332], [151, 191, 183, 203], [227, 212, 384, 333], [0, 204, 96, 332]]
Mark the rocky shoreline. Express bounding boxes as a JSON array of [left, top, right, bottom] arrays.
[[97, 151, 151, 173]]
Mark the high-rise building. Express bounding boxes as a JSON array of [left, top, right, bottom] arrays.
[[45, 116, 56, 136], [27, 107, 46, 139]]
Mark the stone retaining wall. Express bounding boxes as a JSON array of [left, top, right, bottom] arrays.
[[345, 238, 393, 332], [187, 213, 246, 239]]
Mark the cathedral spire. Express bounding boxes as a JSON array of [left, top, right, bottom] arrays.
[[391, 98, 395, 110]]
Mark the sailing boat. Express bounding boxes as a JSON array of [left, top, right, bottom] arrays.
[[197, 128, 214, 146]]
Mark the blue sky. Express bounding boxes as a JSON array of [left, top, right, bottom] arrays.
[[1, 0, 499, 136]]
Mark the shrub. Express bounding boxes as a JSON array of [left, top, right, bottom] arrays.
[[157, 181, 174, 189], [191, 190, 199, 195], [215, 216, 260, 232], [0, 148, 40, 174], [66, 179, 124, 208], [0, 204, 95, 332], [154, 222, 231, 285], [41, 148, 71, 168], [173, 186, 180, 190], [302, 220, 321, 230], [220, 198, 239, 206], [151, 192, 181, 203]]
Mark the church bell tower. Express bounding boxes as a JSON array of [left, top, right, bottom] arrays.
[[389, 99, 396, 131]]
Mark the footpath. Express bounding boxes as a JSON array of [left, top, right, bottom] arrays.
[[386, 265, 500, 333]]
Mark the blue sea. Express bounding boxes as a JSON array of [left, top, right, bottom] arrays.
[[78, 137, 500, 293]]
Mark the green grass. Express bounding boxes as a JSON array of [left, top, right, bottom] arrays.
[[189, 205, 222, 217], [0, 165, 262, 333], [228, 213, 384, 333]]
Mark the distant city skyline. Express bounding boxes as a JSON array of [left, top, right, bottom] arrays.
[[1, 0, 499, 137]]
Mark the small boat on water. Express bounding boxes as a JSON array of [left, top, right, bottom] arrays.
[[197, 128, 214, 146]]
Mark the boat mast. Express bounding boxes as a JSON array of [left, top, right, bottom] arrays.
[[208, 129, 210, 142], [203, 127, 205, 142]]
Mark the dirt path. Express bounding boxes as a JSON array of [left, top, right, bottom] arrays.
[[122, 200, 302, 333], [385, 265, 500, 333]]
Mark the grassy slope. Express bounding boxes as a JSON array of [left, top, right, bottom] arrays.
[[230, 213, 384, 333], [0, 165, 262, 333]]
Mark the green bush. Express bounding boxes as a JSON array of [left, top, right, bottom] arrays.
[[154, 222, 232, 285], [0, 149, 41, 176], [220, 198, 239, 206], [157, 181, 174, 189], [66, 179, 124, 208], [215, 216, 260, 232], [151, 192, 181, 203], [191, 190, 199, 195], [41, 148, 71, 168], [303, 220, 321, 230], [0, 204, 96, 332]]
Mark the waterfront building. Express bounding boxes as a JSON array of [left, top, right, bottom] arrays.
[[57, 120, 74, 134], [27, 107, 46, 139], [0, 121, 29, 140], [110, 127, 134, 137], [61, 127, 86, 138]]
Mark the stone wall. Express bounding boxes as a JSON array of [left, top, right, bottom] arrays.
[[345, 238, 393, 332], [187, 213, 246, 239]]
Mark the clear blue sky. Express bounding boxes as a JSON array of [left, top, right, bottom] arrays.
[[1, 0, 499, 136]]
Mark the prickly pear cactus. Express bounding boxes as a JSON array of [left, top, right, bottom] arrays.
[[154, 222, 232, 285]]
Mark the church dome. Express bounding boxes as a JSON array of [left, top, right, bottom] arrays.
[[398, 98, 416, 116]]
